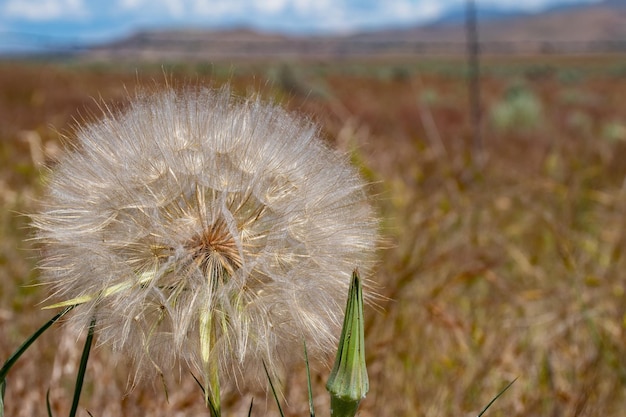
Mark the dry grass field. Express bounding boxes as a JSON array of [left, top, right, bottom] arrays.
[[1, 54, 626, 416]]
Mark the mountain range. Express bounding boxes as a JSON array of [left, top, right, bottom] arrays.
[[78, 0, 626, 59]]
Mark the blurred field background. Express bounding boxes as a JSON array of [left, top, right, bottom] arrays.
[[1, 53, 626, 417]]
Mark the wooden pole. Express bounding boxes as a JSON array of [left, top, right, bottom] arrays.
[[466, 0, 484, 169]]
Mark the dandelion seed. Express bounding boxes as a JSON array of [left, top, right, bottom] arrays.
[[32, 86, 378, 392]]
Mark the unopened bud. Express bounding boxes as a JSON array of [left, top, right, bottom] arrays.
[[326, 269, 369, 417]]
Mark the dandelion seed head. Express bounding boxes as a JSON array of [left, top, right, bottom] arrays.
[[32, 86, 378, 388]]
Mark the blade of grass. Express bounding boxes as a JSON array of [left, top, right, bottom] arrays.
[[247, 397, 254, 417], [477, 378, 517, 417], [191, 372, 204, 394], [46, 388, 54, 417], [68, 317, 96, 417], [304, 341, 315, 417], [159, 372, 169, 404], [0, 306, 74, 383], [1, 306, 74, 417], [191, 372, 220, 417], [263, 361, 284, 417], [0, 379, 5, 417]]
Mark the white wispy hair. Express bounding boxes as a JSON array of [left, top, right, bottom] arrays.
[[32, 86, 378, 389]]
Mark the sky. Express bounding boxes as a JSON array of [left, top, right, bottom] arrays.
[[0, 0, 601, 52]]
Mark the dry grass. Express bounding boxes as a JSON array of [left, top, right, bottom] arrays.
[[1, 55, 626, 416]]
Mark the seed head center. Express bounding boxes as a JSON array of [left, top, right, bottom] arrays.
[[189, 220, 242, 278]]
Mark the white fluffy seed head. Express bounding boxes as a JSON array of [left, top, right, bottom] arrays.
[[32, 86, 378, 389]]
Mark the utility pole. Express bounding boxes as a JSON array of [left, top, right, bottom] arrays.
[[466, 0, 483, 169]]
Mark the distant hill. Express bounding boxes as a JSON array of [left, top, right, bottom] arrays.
[[86, 0, 626, 60]]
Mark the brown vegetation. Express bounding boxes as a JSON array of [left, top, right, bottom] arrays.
[[1, 54, 626, 416]]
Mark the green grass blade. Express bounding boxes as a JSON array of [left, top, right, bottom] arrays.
[[304, 342, 315, 417], [0, 306, 74, 383], [247, 397, 254, 417], [46, 388, 54, 417], [1, 379, 6, 417], [159, 372, 169, 404], [68, 317, 96, 417], [190, 372, 220, 417], [263, 361, 284, 417], [477, 378, 517, 417], [191, 371, 205, 394]]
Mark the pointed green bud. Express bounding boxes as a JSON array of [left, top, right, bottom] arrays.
[[326, 269, 369, 417]]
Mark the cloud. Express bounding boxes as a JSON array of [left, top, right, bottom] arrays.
[[117, 0, 187, 17], [108, 0, 444, 32], [279, 0, 443, 32], [478, 0, 600, 12], [188, 0, 248, 18], [379, 0, 443, 24], [0, 0, 599, 40], [3, 0, 88, 21], [239, 0, 441, 32], [256, 0, 290, 14]]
